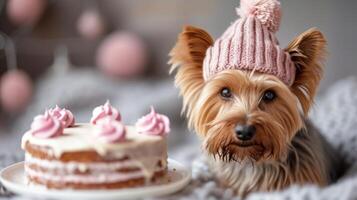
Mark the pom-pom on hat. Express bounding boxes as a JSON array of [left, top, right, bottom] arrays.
[[203, 0, 296, 86]]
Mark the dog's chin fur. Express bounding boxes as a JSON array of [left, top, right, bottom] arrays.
[[169, 26, 342, 197], [207, 121, 339, 197]]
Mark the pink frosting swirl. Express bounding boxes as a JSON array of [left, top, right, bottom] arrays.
[[135, 106, 170, 136], [95, 117, 126, 143], [31, 111, 64, 138], [48, 105, 75, 128], [90, 101, 121, 124]]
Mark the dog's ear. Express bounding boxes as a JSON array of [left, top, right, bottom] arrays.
[[285, 28, 327, 116], [169, 26, 213, 121]]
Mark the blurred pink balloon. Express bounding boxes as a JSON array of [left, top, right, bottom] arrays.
[[96, 32, 148, 78], [77, 9, 106, 40], [7, 0, 46, 26], [0, 70, 33, 113]]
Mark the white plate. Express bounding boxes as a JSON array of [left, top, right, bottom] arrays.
[[0, 158, 191, 200]]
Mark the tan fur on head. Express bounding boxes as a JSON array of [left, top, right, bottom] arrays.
[[197, 70, 302, 162], [285, 28, 327, 115], [169, 26, 213, 128]]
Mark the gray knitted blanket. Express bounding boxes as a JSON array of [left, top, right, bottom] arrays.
[[0, 66, 356, 199]]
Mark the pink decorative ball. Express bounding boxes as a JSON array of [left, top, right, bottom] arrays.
[[238, 0, 281, 33], [96, 32, 148, 78], [7, 0, 46, 26], [0, 70, 33, 113], [77, 9, 106, 40]]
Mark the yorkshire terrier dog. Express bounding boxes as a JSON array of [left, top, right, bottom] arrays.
[[169, 0, 342, 197]]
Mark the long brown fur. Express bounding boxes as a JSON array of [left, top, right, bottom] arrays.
[[169, 26, 337, 197]]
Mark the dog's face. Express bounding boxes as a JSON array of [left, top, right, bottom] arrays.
[[169, 26, 326, 163], [194, 70, 302, 162]]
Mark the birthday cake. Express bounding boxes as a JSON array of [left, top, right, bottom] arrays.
[[21, 101, 170, 189]]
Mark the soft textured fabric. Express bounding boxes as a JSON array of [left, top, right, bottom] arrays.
[[203, 0, 296, 86]]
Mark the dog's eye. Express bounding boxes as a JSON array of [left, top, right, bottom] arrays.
[[220, 87, 232, 99], [262, 90, 276, 102]]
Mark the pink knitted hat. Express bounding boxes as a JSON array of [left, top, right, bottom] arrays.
[[203, 0, 296, 86]]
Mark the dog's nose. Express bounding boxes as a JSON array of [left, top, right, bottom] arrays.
[[235, 125, 256, 141]]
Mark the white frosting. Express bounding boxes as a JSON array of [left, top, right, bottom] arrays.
[[22, 123, 168, 181], [22, 124, 166, 157]]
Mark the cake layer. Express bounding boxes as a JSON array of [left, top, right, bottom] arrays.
[[25, 164, 166, 184], [25, 153, 165, 174], [26, 154, 144, 174], [24, 141, 167, 165], [27, 171, 166, 189], [24, 141, 129, 162]]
